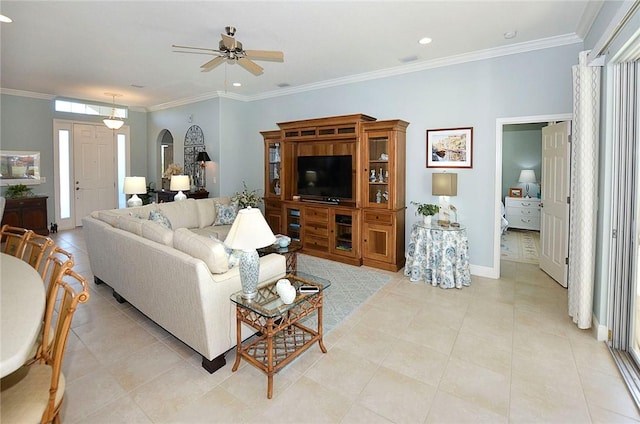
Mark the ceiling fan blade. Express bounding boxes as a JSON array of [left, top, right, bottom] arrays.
[[172, 44, 219, 53], [221, 33, 236, 50], [237, 57, 264, 75], [244, 50, 284, 62], [201, 56, 226, 72]]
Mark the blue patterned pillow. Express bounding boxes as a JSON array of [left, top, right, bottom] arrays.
[[214, 202, 238, 225], [149, 210, 172, 229], [210, 235, 243, 268]]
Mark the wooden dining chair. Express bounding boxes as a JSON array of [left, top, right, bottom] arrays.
[[22, 234, 55, 277], [0, 224, 33, 258], [0, 268, 90, 424], [23, 247, 75, 367]]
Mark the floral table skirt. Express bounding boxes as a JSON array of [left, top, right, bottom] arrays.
[[404, 223, 471, 289]]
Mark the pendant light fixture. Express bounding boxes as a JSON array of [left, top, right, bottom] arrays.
[[103, 93, 125, 130]]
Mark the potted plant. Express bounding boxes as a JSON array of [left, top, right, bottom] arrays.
[[410, 201, 439, 226], [5, 183, 33, 199], [232, 181, 263, 208]]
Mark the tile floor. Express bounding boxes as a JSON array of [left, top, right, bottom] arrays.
[[48, 228, 639, 423]]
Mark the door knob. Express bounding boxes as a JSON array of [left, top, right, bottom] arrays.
[[540, 203, 544, 207]]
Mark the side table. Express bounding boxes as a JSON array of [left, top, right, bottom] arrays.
[[257, 241, 303, 273], [230, 272, 330, 398], [404, 222, 471, 289]]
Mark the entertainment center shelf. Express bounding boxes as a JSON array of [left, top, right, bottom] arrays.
[[262, 114, 408, 271]]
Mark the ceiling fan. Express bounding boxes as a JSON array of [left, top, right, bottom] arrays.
[[172, 26, 284, 76]]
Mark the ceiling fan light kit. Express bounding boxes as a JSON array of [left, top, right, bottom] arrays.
[[173, 26, 284, 77]]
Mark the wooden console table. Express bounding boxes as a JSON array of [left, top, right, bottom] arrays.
[[1, 196, 49, 235], [154, 190, 208, 203]]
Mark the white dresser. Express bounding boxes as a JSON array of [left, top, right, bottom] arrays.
[[505, 197, 541, 231]]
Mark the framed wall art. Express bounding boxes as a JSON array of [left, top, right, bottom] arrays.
[[0, 150, 42, 186], [426, 127, 473, 168], [509, 187, 523, 198]]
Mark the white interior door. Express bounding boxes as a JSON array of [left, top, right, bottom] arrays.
[[540, 121, 571, 287], [73, 124, 117, 225]]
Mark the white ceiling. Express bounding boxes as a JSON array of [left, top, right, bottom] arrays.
[[0, 1, 601, 110]]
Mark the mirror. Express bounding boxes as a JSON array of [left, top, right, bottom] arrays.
[[0, 150, 42, 186]]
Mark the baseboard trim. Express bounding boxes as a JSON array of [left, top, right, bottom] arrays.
[[470, 264, 498, 279]]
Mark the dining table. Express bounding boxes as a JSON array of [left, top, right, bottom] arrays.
[[0, 252, 46, 378]]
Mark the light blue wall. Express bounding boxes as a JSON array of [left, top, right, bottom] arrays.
[[240, 43, 579, 269], [147, 98, 221, 196], [0, 93, 147, 223], [502, 123, 544, 201]]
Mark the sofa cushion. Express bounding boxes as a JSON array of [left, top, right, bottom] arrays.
[[141, 220, 174, 246], [117, 215, 145, 236], [214, 201, 238, 225], [190, 225, 232, 241], [157, 199, 199, 229], [174, 228, 229, 274], [196, 198, 217, 228], [149, 210, 172, 229]]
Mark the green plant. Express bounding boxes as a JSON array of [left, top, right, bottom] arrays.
[[232, 181, 263, 208], [410, 201, 439, 216], [5, 183, 33, 199]]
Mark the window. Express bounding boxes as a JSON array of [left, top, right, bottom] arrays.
[[55, 99, 128, 119]]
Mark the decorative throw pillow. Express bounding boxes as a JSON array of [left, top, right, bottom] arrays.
[[211, 235, 243, 268], [214, 201, 238, 226], [149, 210, 172, 229], [129, 212, 146, 220]]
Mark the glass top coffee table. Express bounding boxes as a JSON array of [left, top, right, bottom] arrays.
[[230, 271, 331, 398]]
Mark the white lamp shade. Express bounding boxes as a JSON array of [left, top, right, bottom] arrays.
[[123, 176, 146, 194], [518, 169, 537, 183], [169, 175, 190, 191], [224, 207, 276, 251]]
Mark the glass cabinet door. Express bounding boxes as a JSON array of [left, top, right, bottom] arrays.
[[266, 142, 281, 198], [365, 134, 390, 208]]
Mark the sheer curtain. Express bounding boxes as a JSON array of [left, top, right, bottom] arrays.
[[568, 51, 601, 329]]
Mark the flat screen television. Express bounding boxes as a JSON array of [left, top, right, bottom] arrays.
[[296, 155, 353, 200]]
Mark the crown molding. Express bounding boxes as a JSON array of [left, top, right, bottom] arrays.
[[247, 33, 582, 102], [3, 33, 583, 111], [0, 88, 55, 100]]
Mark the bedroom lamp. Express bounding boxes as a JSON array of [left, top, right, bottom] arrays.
[[196, 151, 211, 190], [518, 169, 537, 198], [123, 176, 146, 208], [432, 173, 458, 227], [169, 175, 190, 201], [224, 207, 277, 299]]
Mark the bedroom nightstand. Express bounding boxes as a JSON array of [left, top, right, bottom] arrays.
[[505, 196, 541, 231]]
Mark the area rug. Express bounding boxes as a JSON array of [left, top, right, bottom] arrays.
[[501, 229, 540, 264], [296, 254, 392, 333]]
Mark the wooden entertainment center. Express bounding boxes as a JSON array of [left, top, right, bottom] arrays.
[[262, 114, 408, 271]]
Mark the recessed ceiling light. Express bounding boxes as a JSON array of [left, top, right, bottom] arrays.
[[504, 31, 517, 39], [0, 14, 13, 23], [232, 82, 242, 87], [418, 37, 432, 45]]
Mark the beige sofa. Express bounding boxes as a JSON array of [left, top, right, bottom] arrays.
[[82, 198, 286, 373]]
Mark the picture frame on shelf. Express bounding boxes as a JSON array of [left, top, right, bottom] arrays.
[[509, 187, 523, 197], [426, 127, 473, 168]]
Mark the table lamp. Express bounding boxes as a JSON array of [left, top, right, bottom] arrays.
[[518, 169, 537, 198], [432, 172, 458, 227], [123, 176, 146, 208], [196, 151, 211, 191], [224, 207, 277, 299], [169, 175, 190, 201]]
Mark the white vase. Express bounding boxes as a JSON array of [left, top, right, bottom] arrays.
[[276, 279, 291, 297], [423, 215, 432, 227]]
